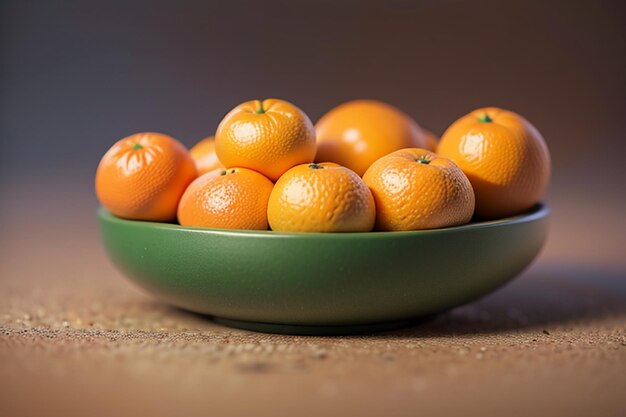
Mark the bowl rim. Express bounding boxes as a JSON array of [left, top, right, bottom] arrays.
[[98, 203, 549, 239]]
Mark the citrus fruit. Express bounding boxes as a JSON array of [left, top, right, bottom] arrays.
[[437, 107, 551, 219], [177, 167, 273, 230], [189, 136, 225, 175], [315, 100, 426, 176], [95, 132, 197, 221], [215, 99, 316, 181], [267, 163, 375, 232], [423, 129, 439, 152], [363, 148, 475, 231]]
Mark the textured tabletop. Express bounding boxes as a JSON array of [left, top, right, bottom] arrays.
[[1, 182, 625, 417]]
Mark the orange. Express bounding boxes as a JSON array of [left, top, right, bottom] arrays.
[[363, 148, 475, 231], [437, 107, 551, 219], [268, 163, 375, 232], [315, 100, 426, 176], [189, 136, 225, 175], [95, 132, 197, 221], [423, 129, 439, 152], [215, 99, 316, 181], [177, 167, 273, 230]]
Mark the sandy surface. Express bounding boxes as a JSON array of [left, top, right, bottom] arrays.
[[1, 182, 625, 417]]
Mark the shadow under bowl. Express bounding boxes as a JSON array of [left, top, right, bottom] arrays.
[[98, 204, 549, 335]]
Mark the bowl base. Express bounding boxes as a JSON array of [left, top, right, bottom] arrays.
[[212, 316, 432, 335]]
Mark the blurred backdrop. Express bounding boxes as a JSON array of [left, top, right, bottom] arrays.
[[1, 0, 625, 268]]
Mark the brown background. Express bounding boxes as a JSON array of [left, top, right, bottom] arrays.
[[1, 0, 625, 266], [1, 1, 625, 416]]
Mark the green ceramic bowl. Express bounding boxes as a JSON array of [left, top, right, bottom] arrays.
[[98, 204, 549, 335]]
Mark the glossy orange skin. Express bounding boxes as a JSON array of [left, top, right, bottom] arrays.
[[437, 107, 551, 219], [189, 136, 225, 175], [363, 149, 475, 231], [423, 129, 439, 152], [315, 100, 426, 176], [177, 168, 274, 230], [95, 132, 197, 221], [215, 99, 316, 181], [268, 163, 376, 232]]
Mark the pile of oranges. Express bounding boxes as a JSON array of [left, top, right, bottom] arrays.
[[96, 99, 551, 232]]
